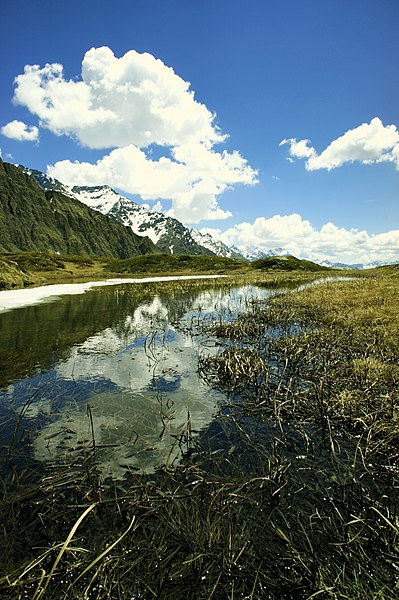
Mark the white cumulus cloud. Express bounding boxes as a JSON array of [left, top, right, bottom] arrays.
[[279, 138, 315, 159], [12, 46, 257, 224], [48, 142, 257, 223], [12, 46, 224, 149], [200, 213, 399, 265], [1, 119, 39, 142], [281, 117, 399, 171]]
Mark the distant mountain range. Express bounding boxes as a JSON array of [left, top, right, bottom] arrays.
[[318, 259, 398, 270], [6, 163, 395, 270], [19, 166, 242, 259], [18, 166, 297, 262]]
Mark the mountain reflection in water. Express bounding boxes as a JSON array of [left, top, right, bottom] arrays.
[[0, 282, 276, 478]]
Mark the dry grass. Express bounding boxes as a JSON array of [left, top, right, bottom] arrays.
[[1, 272, 398, 599]]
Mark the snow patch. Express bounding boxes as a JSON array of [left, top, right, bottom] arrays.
[[0, 276, 227, 313]]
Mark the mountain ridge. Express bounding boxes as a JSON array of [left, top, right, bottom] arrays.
[[15, 165, 395, 270], [19, 166, 301, 262], [19, 166, 230, 257], [0, 160, 156, 258]]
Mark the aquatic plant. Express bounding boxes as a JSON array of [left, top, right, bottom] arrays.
[[1, 272, 398, 599]]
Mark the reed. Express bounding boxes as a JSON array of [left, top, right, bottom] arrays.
[[0, 270, 398, 599]]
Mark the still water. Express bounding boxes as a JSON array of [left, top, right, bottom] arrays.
[[0, 280, 278, 479]]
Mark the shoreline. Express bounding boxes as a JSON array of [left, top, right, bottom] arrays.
[[0, 274, 227, 313]]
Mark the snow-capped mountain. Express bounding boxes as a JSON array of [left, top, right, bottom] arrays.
[[107, 197, 216, 255], [18, 166, 297, 262], [189, 229, 243, 258], [70, 185, 121, 214], [15, 166, 398, 269], [362, 259, 398, 269], [18, 166, 228, 257], [230, 245, 290, 262], [319, 259, 398, 270], [318, 259, 364, 270]]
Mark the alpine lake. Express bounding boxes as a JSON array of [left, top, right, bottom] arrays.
[[0, 277, 288, 479], [1, 273, 399, 599]]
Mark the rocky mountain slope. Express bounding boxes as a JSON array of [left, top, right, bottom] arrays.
[[107, 197, 216, 256], [188, 229, 243, 258], [19, 166, 232, 257], [0, 160, 156, 258]]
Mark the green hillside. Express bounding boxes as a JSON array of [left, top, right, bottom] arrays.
[[0, 160, 155, 258], [251, 255, 328, 271], [110, 253, 248, 274]]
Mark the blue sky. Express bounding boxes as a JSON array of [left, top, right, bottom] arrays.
[[1, 0, 398, 264]]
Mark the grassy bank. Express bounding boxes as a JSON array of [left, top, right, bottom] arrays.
[[1, 271, 398, 598], [0, 251, 335, 290], [0, 253, 113, 289]]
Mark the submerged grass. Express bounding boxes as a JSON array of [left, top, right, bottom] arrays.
[[1, 271, 398, 598]]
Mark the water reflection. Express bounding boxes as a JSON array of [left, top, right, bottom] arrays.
[[0, 282, 276, 478]]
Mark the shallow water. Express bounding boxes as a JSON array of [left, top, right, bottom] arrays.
[[0, 280, 278, 478]]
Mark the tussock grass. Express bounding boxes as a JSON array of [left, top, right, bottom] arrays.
[[198, 273, 399, 597], [1, 272, 398, 598]]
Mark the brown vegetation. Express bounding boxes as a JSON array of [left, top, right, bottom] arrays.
[[1, 271, 398, 598]]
